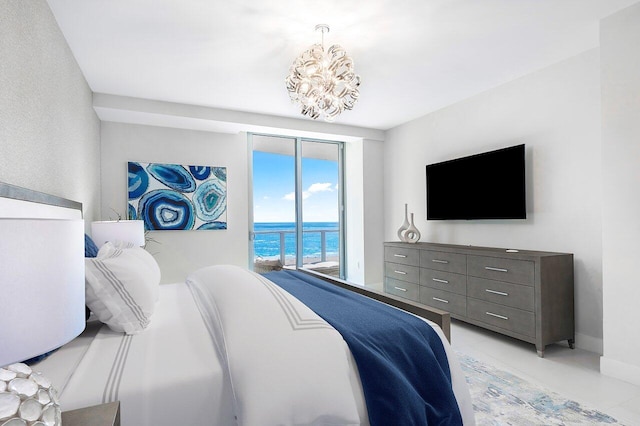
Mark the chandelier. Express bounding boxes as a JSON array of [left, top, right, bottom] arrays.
[[285, 24, 361, 122]]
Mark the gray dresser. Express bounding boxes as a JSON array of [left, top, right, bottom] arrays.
[[384, 242, 574, 357]]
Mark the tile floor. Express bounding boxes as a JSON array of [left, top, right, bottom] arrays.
[[449, 320, 640, 425]]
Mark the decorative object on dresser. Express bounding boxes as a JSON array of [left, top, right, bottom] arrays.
[[396, 204, 421, 243], [404, 213, 421, 243], [0, 190, 86, 426], [396, 203, 410, 241], [384, 241, 574, 357], [91, 220, 145, 247]]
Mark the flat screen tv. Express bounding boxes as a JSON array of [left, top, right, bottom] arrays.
[[426, 144, 526, 220]]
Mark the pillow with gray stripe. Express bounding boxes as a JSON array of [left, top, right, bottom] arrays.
[[85, 241, 161, 334]]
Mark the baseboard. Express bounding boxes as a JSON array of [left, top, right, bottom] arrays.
[[600, 356, 640, 387], [575, 332, 603, 354]]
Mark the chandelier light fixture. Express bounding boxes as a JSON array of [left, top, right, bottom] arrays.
[[285, 24, 361, 122]]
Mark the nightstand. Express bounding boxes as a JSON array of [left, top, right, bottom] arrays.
[[61, 401, 120, 426]]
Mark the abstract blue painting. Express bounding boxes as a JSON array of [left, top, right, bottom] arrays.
[[128, 162, 227, 231]]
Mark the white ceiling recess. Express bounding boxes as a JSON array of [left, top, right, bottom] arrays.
[[47, 0, 638, 130]]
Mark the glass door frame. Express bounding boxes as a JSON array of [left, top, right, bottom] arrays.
[[248, 132, 347, 279]]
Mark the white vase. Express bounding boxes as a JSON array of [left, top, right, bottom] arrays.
[[405, 213, 421, 244], [397, 204, 410, 242]]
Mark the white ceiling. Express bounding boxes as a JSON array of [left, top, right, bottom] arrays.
[[46, 0, 637, 130]]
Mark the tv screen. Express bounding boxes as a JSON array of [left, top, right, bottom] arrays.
[[426, 144, 526, 220]]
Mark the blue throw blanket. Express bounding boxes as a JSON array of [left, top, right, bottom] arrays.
[[263, 270, 463, 426]]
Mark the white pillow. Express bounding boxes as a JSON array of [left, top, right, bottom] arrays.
[[110, 240, 160, 302], [85, 241, 161, 334]]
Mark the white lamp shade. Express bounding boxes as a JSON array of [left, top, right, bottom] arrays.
[[91, 220, 145, 247], [0, 219, 86, 367]]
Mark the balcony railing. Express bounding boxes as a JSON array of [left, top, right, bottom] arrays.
[[253, 228, 338, 266]]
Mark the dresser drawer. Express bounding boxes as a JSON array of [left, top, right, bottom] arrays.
[[420, 268, 467, 296], [467, 255, 534, 286], [468, 277, 535, 311], [419, 250, 466, 274], [467, 299, 535, 337], [419, 287, 466, 317], [384, 246, 419, 267], [385, 278, 419, 302], [385, 262, 419, 284]]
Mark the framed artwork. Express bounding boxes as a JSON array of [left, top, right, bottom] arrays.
[[128, 162, 227, 230]]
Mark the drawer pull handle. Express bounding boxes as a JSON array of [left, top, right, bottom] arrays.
[[486, 311, 509, 320], [432, 259, 449, 264], [432, 278, 449, 284], [394, 286, 407, 292], [485, 289, 508, 296], [432, 297, 449, 304], [485, 266, 508, 273], [394, 270, 407, 275], [393, 254, 407, 258]]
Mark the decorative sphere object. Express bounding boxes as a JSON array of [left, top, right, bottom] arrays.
[[0, 364, 60, 426]]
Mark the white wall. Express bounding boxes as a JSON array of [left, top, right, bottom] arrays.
[[384, 49, 604, 352], [100, 122, 248, 284], [0, 0, 101, 223], [340, 138, 386, 286], [362, 139, 385, 286], [600, 2, 640, 386], [345, 139, 365, 283]]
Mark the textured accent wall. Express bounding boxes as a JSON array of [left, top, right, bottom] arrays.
[[0, 0, 100, 222]]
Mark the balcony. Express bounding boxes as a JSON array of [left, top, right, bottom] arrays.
[[253, 228, 340, 277]]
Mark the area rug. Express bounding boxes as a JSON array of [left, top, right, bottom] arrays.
[[456, 351, 624, 425]]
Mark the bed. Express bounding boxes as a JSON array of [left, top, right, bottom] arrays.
[[0, 182, 475, 425]]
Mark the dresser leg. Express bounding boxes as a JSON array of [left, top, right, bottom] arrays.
[[536, 346, 545, 358], [568, 338, 575, 349]]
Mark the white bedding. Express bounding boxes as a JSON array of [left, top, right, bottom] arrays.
[[36, 268, 474, 425], [39, 282, 235, 425]]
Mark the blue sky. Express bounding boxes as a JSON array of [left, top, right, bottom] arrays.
[[253, 151, 339, 223]]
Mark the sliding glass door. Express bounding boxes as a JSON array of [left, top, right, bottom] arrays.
[[300, 140, 343, 276], [250, 134, 345, 279]]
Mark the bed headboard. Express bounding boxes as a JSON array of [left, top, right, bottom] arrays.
[[0, 182, 83, 219]]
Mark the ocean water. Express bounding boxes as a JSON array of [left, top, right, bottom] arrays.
[[253, 222, 339, 260]]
